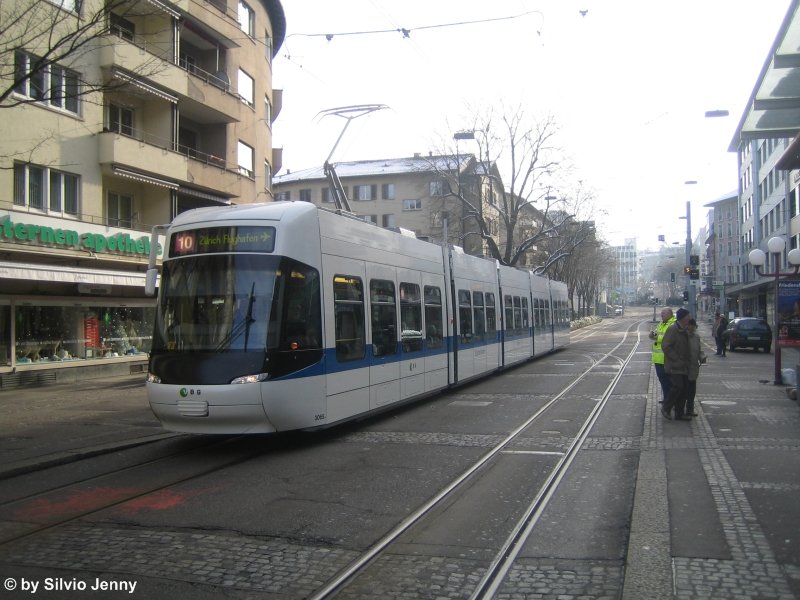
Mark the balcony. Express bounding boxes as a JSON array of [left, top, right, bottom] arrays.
[[98, 130, 245, 198], [99, 35, 243, 123]]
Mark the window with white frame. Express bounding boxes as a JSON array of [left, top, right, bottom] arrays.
[[264, 161, 272, 191], [299, 189, 312, 202], [14, 51, 80, 114], [264, 95, 272, 124], [353, 184, 376, 201], [14, 162, 79, 215], [429, 180, 444, 196], [321, 187, 332, 203], [47, 0, 81, 11], [382, 183, 396, 200], [275, 191, 290, 201], [108, 103, 134, 136], [238, 68, 254, 107], [264, 30, 273, 63], [107, 191, 133, 227], [403, 199, 422, 211], [110, 13, 135, 41], [237, 141, 254, 178], [238, 1, 254, 36], [382, 214, 396, 228]]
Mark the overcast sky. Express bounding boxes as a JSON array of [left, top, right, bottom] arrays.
[[271, 1, 792, 248]]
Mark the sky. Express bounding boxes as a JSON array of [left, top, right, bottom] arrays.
[[271, 0, 793, 250]]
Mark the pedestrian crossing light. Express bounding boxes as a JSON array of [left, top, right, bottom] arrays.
[[670, 272, 675, 282], [682, 291, 689, 301]]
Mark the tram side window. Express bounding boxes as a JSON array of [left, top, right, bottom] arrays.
[[400, 283, 423, 353], [544, 300, 551, 328], [278, 262, 322, 351], [485, 293, 497, 339], [533, 298, 540, 328], [521, 297, 529, 334], [513, 296, 522, 335], [370, 279, 397, 357], [424, 285, 443, 350], [472, 292, 485, 343], [458, 290, 472, 343], [504, 296, 513, 335], [334, 275, 365, 362]]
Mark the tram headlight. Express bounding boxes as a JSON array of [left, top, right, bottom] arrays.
[[146, 372, 161, 384], [230, 372, 269, 384]]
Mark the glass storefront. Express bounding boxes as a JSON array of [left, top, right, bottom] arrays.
[[3, 300, 153, 368]]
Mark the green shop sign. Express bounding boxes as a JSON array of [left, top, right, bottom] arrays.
[[0, 215, 162, 257]]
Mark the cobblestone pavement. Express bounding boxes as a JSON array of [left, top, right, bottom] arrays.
[[0, 326, 798, 599]]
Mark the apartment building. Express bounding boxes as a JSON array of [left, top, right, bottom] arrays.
[[272, 154, 520, 261], [0, 0, 284, 384]]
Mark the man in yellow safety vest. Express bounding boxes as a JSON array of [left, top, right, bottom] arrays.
[[650, 307, 676, 403]]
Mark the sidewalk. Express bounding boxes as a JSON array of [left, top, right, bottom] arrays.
[[0, 374, 173, 479]]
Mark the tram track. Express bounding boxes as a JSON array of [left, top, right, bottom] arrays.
[[0, 435, 283, 547], [309, 321, 646, 599]]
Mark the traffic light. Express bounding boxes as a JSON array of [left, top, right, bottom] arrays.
[[682, 291, 689, 301], [683, 266, 692, 275], [690, 255, 700, 266], [670, 272, 675, 282], [689, 268, 700, 280]]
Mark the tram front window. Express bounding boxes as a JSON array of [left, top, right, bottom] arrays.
[[153, 255, 321, 355]]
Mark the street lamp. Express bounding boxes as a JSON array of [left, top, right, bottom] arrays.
[[748, 236, 800, 385]]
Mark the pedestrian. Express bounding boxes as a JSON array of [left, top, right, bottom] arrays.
[[649, 307, 675, 403], [714, 311, 729, 357], [685, 318, 706, 417], [661, 307, 692, 421]]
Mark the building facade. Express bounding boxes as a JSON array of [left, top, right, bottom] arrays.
[[273, 154, 517, 261], [0, 0, 285, 385], [610, 238, 638, 304]]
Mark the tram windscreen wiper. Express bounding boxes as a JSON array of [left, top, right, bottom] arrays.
[[214, 282, 256, 352]]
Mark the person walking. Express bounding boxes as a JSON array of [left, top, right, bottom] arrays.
[[661, 308, 692, 421], [650, 307, 675, 403], [714, 311, 729, 357], [685, 318, 706, 417]]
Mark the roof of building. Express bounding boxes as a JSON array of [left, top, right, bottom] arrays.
[[704, 190, 739, 207], [273, 154, 473, 184]]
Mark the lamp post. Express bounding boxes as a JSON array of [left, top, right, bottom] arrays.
[[748, 236, 800, 385], [679, 194, 696, 318]]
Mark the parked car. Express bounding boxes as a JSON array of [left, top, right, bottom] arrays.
[[723, 317, 772, 353]]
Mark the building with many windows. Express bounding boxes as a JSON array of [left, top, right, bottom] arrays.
[[0, 0, 285, 385], [273, 154, 518, 261]]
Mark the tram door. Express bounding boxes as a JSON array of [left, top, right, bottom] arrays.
[[397, 269, 425, 400], [324, 256, 369, 424]]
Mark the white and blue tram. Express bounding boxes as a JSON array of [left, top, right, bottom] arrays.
[[145, 202, 569, 434]]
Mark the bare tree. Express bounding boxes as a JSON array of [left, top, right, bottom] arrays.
[[429, 105, 598, 272], [1, 0, 167, 110]]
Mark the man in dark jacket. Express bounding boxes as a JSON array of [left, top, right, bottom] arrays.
[[661, 308, 692, 421], [714, 311, 728, 356]]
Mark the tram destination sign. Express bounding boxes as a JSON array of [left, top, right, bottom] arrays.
[[170, 226, 276, 257]]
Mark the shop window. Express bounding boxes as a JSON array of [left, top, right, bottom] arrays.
[[14, 305, 153, 364], [0, 305, 9, 367]]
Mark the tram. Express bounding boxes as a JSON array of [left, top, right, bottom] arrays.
[[144, 201, 569, 434]]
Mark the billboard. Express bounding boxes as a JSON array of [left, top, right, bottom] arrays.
[[777, 279, 800, 347]]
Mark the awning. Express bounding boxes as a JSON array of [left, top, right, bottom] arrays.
[[177, 185, 230, 204], [111, 69, 178, 104], [145, 0, 180, 19], [731, 1, 800, 149], [0, 261, 149, 287], [113, 166, 179, 189]]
